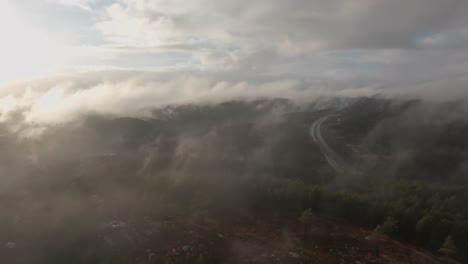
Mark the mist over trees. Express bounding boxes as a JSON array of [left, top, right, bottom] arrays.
[[0, 97, 467, 263]]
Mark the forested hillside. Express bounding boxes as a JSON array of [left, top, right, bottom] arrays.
[[0, 98, 466, 263]]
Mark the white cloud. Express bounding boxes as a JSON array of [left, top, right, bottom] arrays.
[[87, 0, 468, 84], [47, 0, 99, 11], [0, 72, 380, 124], [1, 0, 468, 126], [96, 0, 468, 51]]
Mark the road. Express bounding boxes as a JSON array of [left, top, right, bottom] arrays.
[[310, 115, 350, 174]]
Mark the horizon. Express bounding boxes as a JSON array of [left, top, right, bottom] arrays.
[[1, 0, 468, 125]]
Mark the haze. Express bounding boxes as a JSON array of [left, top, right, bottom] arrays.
[[1, 1, 468, 263]]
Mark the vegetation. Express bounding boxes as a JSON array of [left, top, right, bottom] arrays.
[[374, 216, 398, 235], [1, 98, 467, 263], [299, 208, 315, 238], [246, 173, 468, 262], [438, 236, 457, 257]]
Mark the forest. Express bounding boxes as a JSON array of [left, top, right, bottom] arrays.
[[0, 97, 467, 263]]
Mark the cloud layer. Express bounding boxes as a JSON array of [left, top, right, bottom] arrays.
[[97, 0, 468, 50], [1, 72, 380, 124], [1, 0, 468, 123]]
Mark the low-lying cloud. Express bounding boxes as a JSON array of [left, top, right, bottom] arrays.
[[2, 0, 468, 126], [0, 72, 380, 125]]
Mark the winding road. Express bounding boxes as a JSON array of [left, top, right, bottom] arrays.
[[310, 115, 351, 174]]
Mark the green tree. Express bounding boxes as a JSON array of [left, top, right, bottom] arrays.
[[416, 212, 436, 232], [196, 253, 205, 264], [438, 235, 457, 257], [373, 224, 383, 234], [374, 216, 398, 235], [299, 208, 315, 238]]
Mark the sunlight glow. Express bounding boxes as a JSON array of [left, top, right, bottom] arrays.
[[0, 2, 71, 85]]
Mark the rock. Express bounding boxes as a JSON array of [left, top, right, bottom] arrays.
[[146, 249, 155, 261], [109, 220, 126, 229], [288, 252, 300, 258], [5, 242, 16, 249]]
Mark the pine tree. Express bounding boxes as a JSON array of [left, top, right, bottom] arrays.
[[438, 235, 457, 257], [196, 253, 205, 264], [299, 208, 315, 238], [373, 224, 383, 234], [375, 216, 398, 235]]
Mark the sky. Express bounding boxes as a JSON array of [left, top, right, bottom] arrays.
[[1, 0, 468, 123]]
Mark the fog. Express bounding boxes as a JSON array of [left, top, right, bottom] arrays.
[[1, 88, 468, 262], [1, 0, 468, 262]]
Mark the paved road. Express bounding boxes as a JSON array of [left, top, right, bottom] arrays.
[[310, 115, 350, 173]]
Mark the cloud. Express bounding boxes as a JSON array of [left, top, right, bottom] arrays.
[[0, 72, 380, 124], [47, 0, 99, 11], [389, 75, 468, 104], [87, 0, 468, 95], [96, 0, 468, 51], [1, 0, 468, 126]]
